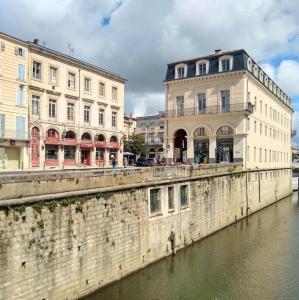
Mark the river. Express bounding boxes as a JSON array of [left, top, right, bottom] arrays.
[[84, 193, 299, 300]]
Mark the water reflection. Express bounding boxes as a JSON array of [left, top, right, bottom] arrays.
[[84, 193, 299, 300]]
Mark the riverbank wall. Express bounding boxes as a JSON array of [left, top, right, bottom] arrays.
[[0, 165, 292, 300]]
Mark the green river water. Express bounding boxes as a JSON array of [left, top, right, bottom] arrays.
[[84, 193, 299, 300]]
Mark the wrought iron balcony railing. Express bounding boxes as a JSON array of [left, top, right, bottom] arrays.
[[160, 102, 253, 118], [0, 130, 29, 140]]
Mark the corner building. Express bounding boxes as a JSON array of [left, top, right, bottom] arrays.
[[163, 49, 293, 169], [27, 40, 126, 169]]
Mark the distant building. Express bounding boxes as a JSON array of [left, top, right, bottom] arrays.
[[162, 49, 293, 168], [136, 114, 165, 160], [123, 113, 136, 139], [0, 32, 126, 170]]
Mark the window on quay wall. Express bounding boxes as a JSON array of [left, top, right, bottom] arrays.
[[150, 188, 161, 214], [168, 186, 174, 210], [180, 185, 189, 208]]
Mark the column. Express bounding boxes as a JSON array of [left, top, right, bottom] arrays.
[[165, 137, 174, 165], [76, 146, 80, 167], [91, 147, 96, 167], [41, 141, 46, 169], [209, 136, 216, 164], [186, 136, 194, 164], [233, 135, 244, 163], [105, 148, 110, 167], [59, 145, 64, 169]]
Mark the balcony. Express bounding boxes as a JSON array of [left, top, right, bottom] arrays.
[[146, 139, 164, 146], [0, 130, 29, 141], [160, 103, 253, 118]]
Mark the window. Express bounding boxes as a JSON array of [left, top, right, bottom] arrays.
[[176, 96, 184, 116], [198, 63, 206, 75], [68, 72, 75, 89], [84, 78, 91, 92], [67, 103, 74, 121], [265, 149, 267, 162], [150, 188, 161, 214], [99, 82, 105, 97], [159, 135, 164, 143], [260, 101, 262, 114], [16, 116, 25, 139], [220, 90, 230, 111], [0, 114, 5, 137], [17, 87, 25, 106], [159, 124, 164, 129], [260, 123, 262, 134], [32, 95, 40, 116], [0, 41, 5, 51], [247, 146, 250, 161], [46, 147, 58, 160], [48, 99, 56, 118], [168, 187, 174, 210], [180, 185, 189, 207], [49, 67, 57, 83], [265, 104, 267, 117], [84, 105, 90, 123], [18, 64, 25, 81], [112, 87, 118, 100], [254, 121, 257, 133], [177, 67, 185, 78], [265, 126, 267, 136], [197, 93, 206, 111], [15, 47, 25, 57], [32, 61, 41, 79], [112, 111, 117, 127], [254, 147, 256, 162], [259, 148, 262, 162], [221, 59, 230, 72], [99, 109, 104, 125], [247, 118, 250, 131]]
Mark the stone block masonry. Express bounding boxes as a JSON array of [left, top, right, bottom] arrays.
[[0, 166, 293, 300]]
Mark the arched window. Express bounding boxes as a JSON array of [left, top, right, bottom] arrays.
[[253, 65, 259, 77], [81, 132, 91, 141], [31, 127, 40, 138], [259, 70, 264, 82], [175, 64, 187, 79], [217, 126, 233, 136], [47, 129, 59, 138], [96, 134, 106, 142], [246, 58, 252, 72], [194, 127, 208, 137], [65, 131, 76, 139], [110, 136, 118, 143]]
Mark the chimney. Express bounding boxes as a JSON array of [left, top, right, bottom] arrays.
[[33, 39, 39, 45], [215, 49, 222, 54]]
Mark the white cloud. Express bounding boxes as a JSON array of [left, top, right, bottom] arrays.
[[0, 0, 299, 115]]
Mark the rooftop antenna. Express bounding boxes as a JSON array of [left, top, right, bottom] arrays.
[[68, 43, 74, 57]]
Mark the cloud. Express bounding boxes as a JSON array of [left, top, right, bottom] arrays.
[[0, 0, 299, 116]]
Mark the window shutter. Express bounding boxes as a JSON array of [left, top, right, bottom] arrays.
[[18, 64, 25, 81], [16, 116, 25, 139], [17, 88, 24, 106], [0, 42, 5, 51], [15, 46, 19, 55], [22, 49, 26, 57]]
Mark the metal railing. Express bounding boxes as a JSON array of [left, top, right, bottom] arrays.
[[160, 103, 253, 118], [0, 130, 29, 140]]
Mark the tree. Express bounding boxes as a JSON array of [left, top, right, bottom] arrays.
[[124, 134, 146, 156]]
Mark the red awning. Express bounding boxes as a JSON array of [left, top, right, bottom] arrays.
[[80, 142, 94, 148], [95, 141, 106, 148]]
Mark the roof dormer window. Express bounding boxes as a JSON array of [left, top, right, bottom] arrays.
[[175, 64, 187, 79], [196, 59, 209, 75], [259, 70, 264, 82], [253, 65, 259, 77], [219, 55, 233, 72]]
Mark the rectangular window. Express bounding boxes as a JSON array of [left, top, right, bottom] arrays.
[[180, 185, 189, 207], [112, 111, 117, 127], [265, 149, 267, 162], [197, 93, 206, 112], [99, 82, 105, 97], [32, 95, 40, 116], [221, 59, 230, 71], [150, 188, 161, 214], [49, 66, 57, 83], [17, 87, 25, 106], [254, 121, 257, 133], [168, 186, 174, 210], [99, 109, 104, 125], [254, 147, 256, 162], [260, 100, 262, 114], [259, 148, 262, 162], [265, 126, 267, 136], [199, 63, 206, 75], [247, 146, 250, 161], [265, 104, 267, 116], [247, 118, 250, 131], [68, 72, 75, 89], [159, 124, 164, 129], [48, 99, 56, 118], [176, 96, 184, 116], [16, 116, 25, 139], [67, 103, 74, 121], [15, 47, 25, 57], [84, 78, 91, 92], [84, 105, 90, 123], [220, 90, 230, 111], [177, 67, 185, 78], [0, 113, 5, 137], [112, 86, 118, 100], [18, 64, 25, 81], [32, 61, 41, 79], [260, 123, 262, 134]]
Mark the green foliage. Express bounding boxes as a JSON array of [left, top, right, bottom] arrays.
[[124, 133, 146, 156]]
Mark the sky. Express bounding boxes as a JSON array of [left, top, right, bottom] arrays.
[[0, 0, 298, 143]]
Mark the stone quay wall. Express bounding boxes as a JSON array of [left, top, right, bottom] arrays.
[[0, 165, 293, 300]]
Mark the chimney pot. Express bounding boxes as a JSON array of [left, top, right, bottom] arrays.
[[215, 49, 222, 54], [33, 39, 39, 45]]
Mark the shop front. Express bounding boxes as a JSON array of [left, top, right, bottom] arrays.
[[95, 134, 106, 167], [45, 129, 60, 167], [108, 136, 119, 165], [216, 126, 234, 163], [63, 131, 77, 166], [80, 132, 93, 166]]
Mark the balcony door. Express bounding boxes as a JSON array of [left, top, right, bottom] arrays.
[[220, 90, 230, 112], [197, 93, 206, 113], [176, 96, 184, 116]]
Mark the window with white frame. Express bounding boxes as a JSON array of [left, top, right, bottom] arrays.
[[175, 64, 187, 79], [84, 77, 91, 92], [176, 96, 184, 116], [49, 66, 57, 84], [32, 61, 41, 79], [219, 56, 233, 72], [32, 95, 40, 116], [67, 102, 74, 121], [197, 93, 206, 111], [112, 86, 118, 100], [17, 86, 25, 106], [48, 99, 56, 118], [150, 188, 161, 214], [220, 90, 230, 111], [112, 111, 117, 127], [84, 105, 90, 123], [99, 108, 104, 125], [222, 59, 230, 72], [197, 62, 208, 75], [68, 72, 75, 89], [99, 82, 105, 97], [18, 64, 25, 81], [180, 185, 189, 207], [15, 47, 25, 57], [177, 67, 185, 78]]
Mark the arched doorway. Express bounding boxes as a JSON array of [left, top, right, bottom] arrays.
[[80, 132, 92, 166], [216, 126, 234, 163], [174, 129, 187, 162], [95, 134, 106, 167], [194, 127, 209, 164], [31, 127, 40, 167]]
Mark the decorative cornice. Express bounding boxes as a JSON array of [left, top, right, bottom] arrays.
[[46, 90, 61, 96], [64, 94, 79, 100], [29, 85, 45, 92], [82, 98, 95, 104], [97, 101, 108, 107], [110, 105, 120, 110]]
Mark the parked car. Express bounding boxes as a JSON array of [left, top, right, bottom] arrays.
[[146, 158, 157, 166], [136, 157, 148, 167]]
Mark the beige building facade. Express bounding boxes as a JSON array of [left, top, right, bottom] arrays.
[[163, 49, 293, 169], [123, 113, 136, 139], [136, 114, 165, 160], [0, 32, 126, 170]]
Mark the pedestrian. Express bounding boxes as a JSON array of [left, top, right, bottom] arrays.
[[124, 157, 128, 168], [112, 156, 116, 169]]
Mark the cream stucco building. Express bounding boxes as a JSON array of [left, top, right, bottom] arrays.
[[0, 32, 126, 170], [163, 49, 293, 169], [123, 113, 136, 139]]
